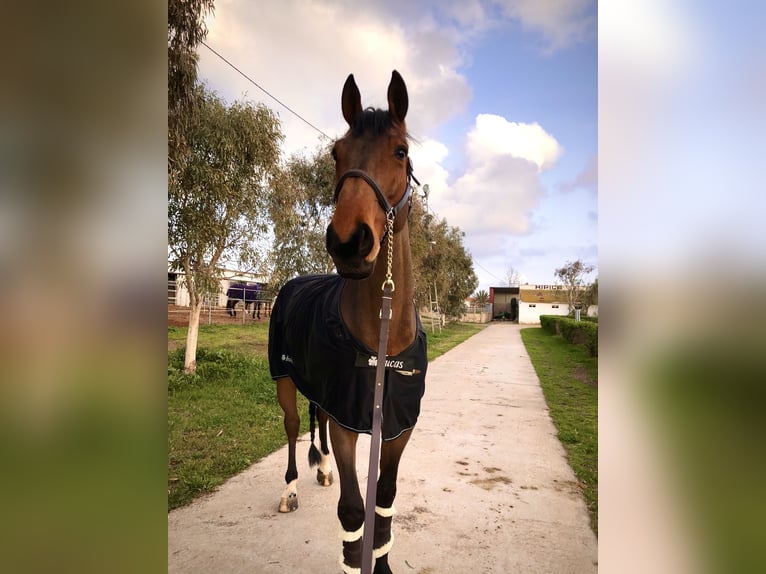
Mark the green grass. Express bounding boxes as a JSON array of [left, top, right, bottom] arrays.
[[168, 323, 270, 358], [426, 322, 487, 361], [520, 326, 598, 534], [168, 320, 486, 510], [167, 346, 310, 510]]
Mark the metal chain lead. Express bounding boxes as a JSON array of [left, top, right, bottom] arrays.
[[382, 214, 395, 292]]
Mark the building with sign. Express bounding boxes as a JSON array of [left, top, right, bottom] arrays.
[[518, 284, 570, 324], [488, 283, 597, 324]]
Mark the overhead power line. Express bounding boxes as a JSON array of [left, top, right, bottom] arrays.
[[474, 260, 504, 283], [200, 41, 332, 141]]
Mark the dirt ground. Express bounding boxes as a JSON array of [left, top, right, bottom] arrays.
[[168, 323, 598, 573], [167, 304, 271, 328]]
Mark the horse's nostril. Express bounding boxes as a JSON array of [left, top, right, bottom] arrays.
[[356, 224, 373, 257], [326, 223, 374, 259]]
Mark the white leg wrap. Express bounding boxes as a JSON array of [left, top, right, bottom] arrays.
[[340, 523, 364, 542], [373, 505, 395, 558], [339, 524, 364, 574], [373, 531, 394, 559], [338, 555, 361, 574], [374, 505, 396, 517]]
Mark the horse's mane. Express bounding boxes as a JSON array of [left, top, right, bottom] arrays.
[[350, 107, 411, 139]]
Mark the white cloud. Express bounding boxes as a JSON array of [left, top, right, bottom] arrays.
[[496, 0, 595, 52], [425, 114, 561, 257], [558, 155, 597, 193], [409, 138, 451, 209], [439, 155, 544, 237], [199, 0, 471, 157], [193, 1, 582, 273], [443, 0, 492, 35], [466, 114, 561, 171], [415, 137, 449, 165]]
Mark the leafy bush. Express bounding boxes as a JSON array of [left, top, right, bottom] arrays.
[[167, 347, 260, 391], [540, 315, 559, 335], [575, 321, 598, 357], [538, 315, 598, 357], [559, 318, 584, 345], [168, 348, 197, 391]]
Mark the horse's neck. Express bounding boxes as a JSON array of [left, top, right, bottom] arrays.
[[340, 229, 416, 356]]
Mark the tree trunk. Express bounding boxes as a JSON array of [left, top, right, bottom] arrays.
[[184, 301, 203, 373]]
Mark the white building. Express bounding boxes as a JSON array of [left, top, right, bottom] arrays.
[[489, 284, 597, 325], [517, 283, 598, 324], [167, 266, 268, 308], [517, 284, 570, 324]]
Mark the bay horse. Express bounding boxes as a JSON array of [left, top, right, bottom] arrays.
[[268, 70, 427, 574]]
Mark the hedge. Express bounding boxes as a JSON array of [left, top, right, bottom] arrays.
[[540, 314, 559, 335], [538, 315, 598, 357]]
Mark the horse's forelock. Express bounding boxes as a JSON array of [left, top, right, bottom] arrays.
[[351, 108, 401, 137]]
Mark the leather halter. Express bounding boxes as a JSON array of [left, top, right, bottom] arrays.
[[333, 159, 419, 245]]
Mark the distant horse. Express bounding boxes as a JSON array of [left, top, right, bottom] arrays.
[[269, 71, 427, 574], [226, 282, 263, 319]]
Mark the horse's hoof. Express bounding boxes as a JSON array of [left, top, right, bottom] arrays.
[[316, 469, 333, 486], [279, 493, 298, 513]]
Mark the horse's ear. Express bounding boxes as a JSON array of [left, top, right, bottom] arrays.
[[342, 74, 362, 127], [387, 70, 408, 124]]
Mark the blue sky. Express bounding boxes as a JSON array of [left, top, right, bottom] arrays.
[[198, 0, 598, 291]]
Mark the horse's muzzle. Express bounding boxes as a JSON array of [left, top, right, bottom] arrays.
[[326, 222, 376, 279]]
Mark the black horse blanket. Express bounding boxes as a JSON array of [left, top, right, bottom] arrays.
[[268, 274, 427, 441]]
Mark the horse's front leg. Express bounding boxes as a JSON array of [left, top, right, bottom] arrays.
[[373, 430, 412, 574], [276, 376, 300, 512], [329, 420, 364, 574]]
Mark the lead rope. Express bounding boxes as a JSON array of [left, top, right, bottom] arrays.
[[361, 214, 395, 574]]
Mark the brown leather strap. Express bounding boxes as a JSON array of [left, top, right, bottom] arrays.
[[360, 283, 393, 574], [333, 161, 416, 246]]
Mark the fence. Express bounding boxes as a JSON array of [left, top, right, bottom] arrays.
[[465, 303, 492, 315], [167, 280, 273, 326], [462, 303, 493, 324]]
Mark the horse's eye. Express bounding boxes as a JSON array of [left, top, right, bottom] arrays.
[[394, 147, 408, 160], [331, 146, 338, 161]]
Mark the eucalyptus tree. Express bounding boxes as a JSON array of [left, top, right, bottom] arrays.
[[410, 198, 478, 320], [438, 224, 479, 319], [267, 147, 336, 290], [168, 86, 283, 372], [581, 277, 598, 316], [554, 259, 596, 314], [168, 0, 215, 171]]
